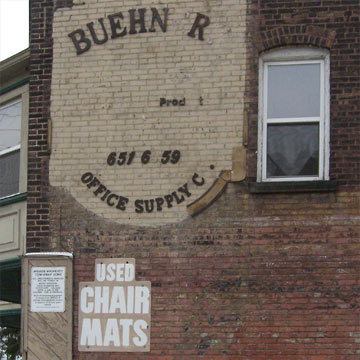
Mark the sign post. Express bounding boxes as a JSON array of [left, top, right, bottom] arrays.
[[22, 253, 73, 360]]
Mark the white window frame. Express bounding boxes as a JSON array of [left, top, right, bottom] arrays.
[[257, 47, 330, 182], [0, 85, 29, 198]]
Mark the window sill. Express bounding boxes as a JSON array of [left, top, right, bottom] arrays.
[[249, 180, 338, 194]]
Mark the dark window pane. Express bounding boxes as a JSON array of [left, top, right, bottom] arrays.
[[0, 150, 20, 197], [267, 124, 319, 178]]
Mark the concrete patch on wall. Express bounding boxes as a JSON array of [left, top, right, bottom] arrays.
[[50, 0, 247, 226]]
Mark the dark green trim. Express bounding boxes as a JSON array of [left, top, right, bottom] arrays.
[[0, 193, 27, 207], [0, 309, 20, 317], [0, 309, 21, 328], [0, 257, 21, 303], [0, 257, 21, 271], [0, 78, 29, 96]]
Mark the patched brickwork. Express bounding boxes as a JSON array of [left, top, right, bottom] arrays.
[[28, 0, 360, 359]]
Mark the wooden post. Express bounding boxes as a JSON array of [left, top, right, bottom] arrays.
[[22, 253, 73, 360]]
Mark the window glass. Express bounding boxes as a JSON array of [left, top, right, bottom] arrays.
[[266, 123, 319, 177], [0, 98, 22, 197], [0, 149, 20, 197], [0, 99, 22, 152], [267, 63, 321, 119]]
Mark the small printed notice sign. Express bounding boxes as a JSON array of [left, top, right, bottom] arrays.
[[30, 267, 66, 312]]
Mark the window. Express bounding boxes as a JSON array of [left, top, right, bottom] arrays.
[[0, 85, 28, 199], [258, 47, 330, 182], [0, 99, 21, 198]]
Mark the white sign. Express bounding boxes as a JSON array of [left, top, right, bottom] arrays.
[[78, 258, 151, 352], [30, 267, 66, 312]]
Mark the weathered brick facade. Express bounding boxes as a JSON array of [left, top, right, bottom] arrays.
[[28, 0, 359, 359]]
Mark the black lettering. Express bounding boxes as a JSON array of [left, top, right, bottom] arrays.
[[68, 29, 91, 55], [178, 183, 191, 198], [160, 98, 166, 106], [172, 191, 185, 205], [116, 196, 129, 211], [179, 98, 185, 106], [93, 184, 107, 196], [135, 200, 144, 213], [155, 197, 164, 211], [172, 99, 178, 106], [101, 190, 111, 201], [187, 13, 210, 41], [144, 199, 154, 213], [164, 194, 174, 208], [107, 194, 119, 207], [87, 18, 109, 45], [149, 8, 168, 33], [192, 173, 205, 186], [129, 8, 147, 35], [81, 172, 93, 184], [108, 12, 127, 38], [87, 177, 101, 189]]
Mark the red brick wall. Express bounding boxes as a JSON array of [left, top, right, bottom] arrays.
[[27, 0, 53, 252], [28, 0, 359, 359], [246, 0, 360, 187], [65, 188, 359, 359]]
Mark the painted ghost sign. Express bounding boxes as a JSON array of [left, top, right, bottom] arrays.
[[50, 1, 247, 225]]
